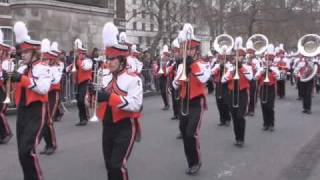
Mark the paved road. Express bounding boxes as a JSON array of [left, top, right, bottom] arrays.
[[1, 85, 320, 180]]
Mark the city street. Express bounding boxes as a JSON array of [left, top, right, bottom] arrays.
[[1, 85, 320, 180]]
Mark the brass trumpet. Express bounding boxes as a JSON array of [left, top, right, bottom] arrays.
[[3, 59, 15, 104], [89, 63, 103, 122]]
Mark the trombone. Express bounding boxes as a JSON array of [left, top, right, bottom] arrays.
[[232, 37, 243, 108], [213, 34, 234, 99], [179, 27, 193, 116], [72, 40, 80, 73]]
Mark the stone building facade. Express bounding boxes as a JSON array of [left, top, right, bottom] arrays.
[[1, 0, 119, 51]]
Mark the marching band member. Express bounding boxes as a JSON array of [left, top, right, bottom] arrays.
[[0, 29, 13, 144], [275, 44, 288, 99], [70, 39, 93, 126], [168, 38, 181, 120], [51, 42, 65, 122], [12, 21, 52, 180], [294, 56, 318, 114], [40, 40, 63, 155], [173, 24, 211, 175], [158, 45, 170, 110], [90, 22, 143, 180], [246, 40, 260, 116], [222, 37, 253, 147], [212, 53, 232, 126], [255, 44, 280, 131]]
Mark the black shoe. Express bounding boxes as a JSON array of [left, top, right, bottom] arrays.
[[161, 105, 170, 110], [262, 126, 269, 131], [46, 147, 57, 155], [217, 122, 226, 127], [54, 114, 64, 122], [171, 116, 178, 120], [176, 133, 182, 139], [234, 141, 244, 147], [76, 120, 87, 126], [0, 134, 12, 144], [185, 163, 202, 176], [304, 110, 312, 114], [40, 147, 48, 155], [268, 126, 274, 132]]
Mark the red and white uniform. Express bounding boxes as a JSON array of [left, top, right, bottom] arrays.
[[221, 64, 253, 90], [97, 69, 143, 123]]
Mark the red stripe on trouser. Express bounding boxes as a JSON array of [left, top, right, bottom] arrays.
[[195, 98, 204, 164], [0, 103, 11, 135], [121, 119, 136, 180], [31, 103, 46, 180]]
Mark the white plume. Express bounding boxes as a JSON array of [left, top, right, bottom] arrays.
[[0, 29, 3, 43], [41, 39, 51, 53], [266, 44, 275, 55], [51, 42, 59, 52], [74, 38, 82, 49], [172, 38, 180, 48], [119, 32, 127, 44], [177, 31, 186, 43], [246, 39, 253, 49], [131, 44, 137, 52], [162, 44, 169, 54], [14, 21, 29, 43], [103, 22, 119, 47], [182, 23, 194, 40], [279, 43, 284, 50], [275, 47, 280, 53], [234, 36, 243, 50], [207, 51, 213, 57]]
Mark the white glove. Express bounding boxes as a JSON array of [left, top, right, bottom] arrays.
[[17, 65, 28, 74], [2, 60, 15, 73]]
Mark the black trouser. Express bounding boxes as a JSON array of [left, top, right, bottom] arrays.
[[215, 83, 231, 124], [76, 80, 89, 122], [297, 80, 302, 98], [277, 80, 286, 98], [159, 75, 169, 107], [248, 80, 257, 113], [0, 89, 11, 140], [0, 103, 11, 140], [229, 90, 248, 142], [103, 118, 136, 180], [180, 96, 204, 167], [41, 90, 59, 149], [260, 85, 276, 128], [301, 80, 313, 111], [17, 102, 45, 180], [171, 86, 180, 117]]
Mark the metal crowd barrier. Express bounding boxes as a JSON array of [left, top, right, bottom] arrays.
[[6, 68, 159, 112]]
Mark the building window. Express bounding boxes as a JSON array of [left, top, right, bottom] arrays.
[[133, 22, 137, 30], [0, 0, 9, 3], [146, 37, 151, 45], [150, 24, 154, 31], [142, 0, 145, 6], [132, 0, 136, 5], [138, 36, 143, 44], [0, 27, 13, 45], [142, 23, 145, 31], [142, 11, 145, 18], [133, 9, 137, 17], [150, 14, 154, 20]]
